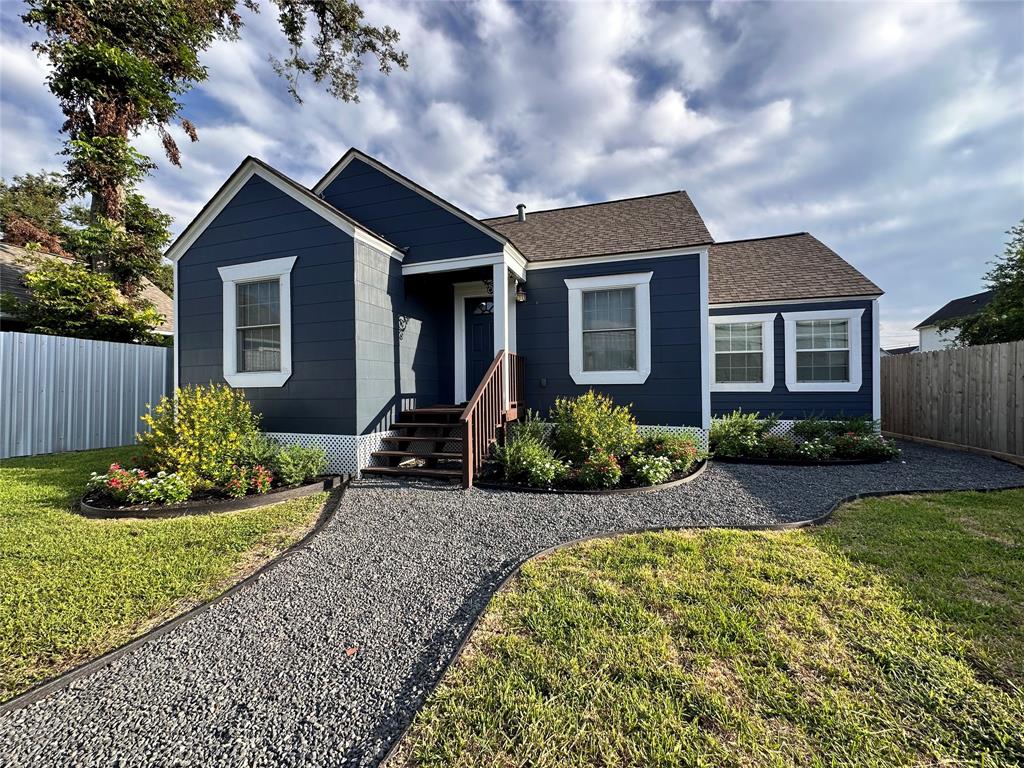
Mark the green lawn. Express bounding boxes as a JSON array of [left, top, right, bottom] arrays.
[[396, 489, 1024, 767], [0, 447, 328, 701]]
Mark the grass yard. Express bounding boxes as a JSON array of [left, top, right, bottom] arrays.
[[396, 489, 1024, 767], [0, 447, 328, 701]]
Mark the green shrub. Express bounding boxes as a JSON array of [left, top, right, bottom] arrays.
[[828, 415, 877, 436], [87, 463, 146, 503], [127, 471, 191, 504], [234, 433, 281, 469], [627, 453, 673, 486], [796, 439, 835, 461], [274, 444, 328, 487], [755, 434, 799, 459], [138, 385, 261, 487], [832, 432, 900, 460], [709, 410, 778, 457], [576, 451, 622, 490], [507, 409, 549, 444], [641, 432, 700, 473], [494, 433, 566, 487], [550, 391, 639, 464], [790, 416, 834, 442]]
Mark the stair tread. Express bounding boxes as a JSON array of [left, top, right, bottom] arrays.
[[361, 466, 461, 479], [371, 450, 462, 459], [391, 422, 461, 429], [401, 407, 463, 414], [381, 435, 462, 443]]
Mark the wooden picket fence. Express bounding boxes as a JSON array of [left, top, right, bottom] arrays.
[[881, 340, 1023, 462]]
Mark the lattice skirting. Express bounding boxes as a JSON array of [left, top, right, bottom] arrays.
[[265, 431, 398, 475]]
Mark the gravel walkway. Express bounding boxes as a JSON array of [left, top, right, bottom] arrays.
[[2, 442, 1021, 767]]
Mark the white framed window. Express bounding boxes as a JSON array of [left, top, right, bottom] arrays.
[[218, 256, 297, 388], [782, 308, 863, 392], [708, 313, 775, 392], [565, 272, 652, 385]]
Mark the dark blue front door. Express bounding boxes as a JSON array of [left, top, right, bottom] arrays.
[[465, 297, 494, 400]]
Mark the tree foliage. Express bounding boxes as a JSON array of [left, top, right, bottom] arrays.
[[0, 172, 71, 255], [1, 170, 173, 296], [23, 0, 407, 222], [940, 219, 1024, 346], [0, 255, 162, 343]]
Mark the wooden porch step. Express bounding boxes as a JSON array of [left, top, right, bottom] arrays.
[[390, 421, 462, 430], [381, 435, 462, 444], [371, 449, 462, 460], [400, 407, 463, 416], [361, 466, 461, 481]]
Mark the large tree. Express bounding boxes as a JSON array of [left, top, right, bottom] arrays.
[[0, 171, 71, 255], [940, 219, 1024, 346], [23, 0, 407, 222]]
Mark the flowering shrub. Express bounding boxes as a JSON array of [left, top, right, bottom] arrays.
[[87, 464, 190, 505], [494, 431, 567, 487], [577, 451, 622, 490], [87, 463, 146, 503], [128, 472, 191, 504], [641, 432, 701, 473], [550, 391, 639, 465], [627, 453, 673, 486], [832, 432, 900, 460], [796, 438, 835, 461], [225, 464, 275, 498], [750, 435, 799, 460], [137, 384, 261, 487]]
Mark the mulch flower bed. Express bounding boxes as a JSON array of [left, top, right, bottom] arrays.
[[80, 476, 343, 519]]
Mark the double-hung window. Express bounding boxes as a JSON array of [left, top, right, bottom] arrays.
[[565, 272, 652, 385], [708, 313, 775, 391], [782, 308, 863, 392], [218, 255, 297, 388]]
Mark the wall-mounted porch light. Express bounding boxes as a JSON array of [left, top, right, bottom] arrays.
[[515, 283, 527, 303]]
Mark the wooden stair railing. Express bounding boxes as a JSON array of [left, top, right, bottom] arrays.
[[460, 350, 526, 488]]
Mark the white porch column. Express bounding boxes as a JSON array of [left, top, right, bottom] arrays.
[[492, 260, 510, 409]]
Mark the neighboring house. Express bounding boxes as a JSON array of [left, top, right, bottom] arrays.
[[914, 289, 994, 352], [170, 149, 882, 483], [881, 345, 918, 356], [0, 242, 174, 336]]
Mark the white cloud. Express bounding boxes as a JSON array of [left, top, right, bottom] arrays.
[[0, 0, 1020, 347]]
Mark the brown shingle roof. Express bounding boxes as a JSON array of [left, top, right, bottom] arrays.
[[709, 233, 882, 304], [0, 242, 174, 333], [483, 191, 713, 262]]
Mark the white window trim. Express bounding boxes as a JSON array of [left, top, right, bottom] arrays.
[[708, 313, 776, 392], [783, 308, 863, 392], [565, 272, 652, 385], [218, 255, 297, 388]]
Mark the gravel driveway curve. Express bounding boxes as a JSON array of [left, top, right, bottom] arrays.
[[2, 442, 1022, 767]]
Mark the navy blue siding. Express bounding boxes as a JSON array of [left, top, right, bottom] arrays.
[[517, 256, 703, 426], [710, 299, 874, 419], [177, 174, 357, 434], [320, 159, 503, 264]]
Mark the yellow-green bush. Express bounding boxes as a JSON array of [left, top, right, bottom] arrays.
[[138, 385, 260, 487], [550, 390, 639, 464]]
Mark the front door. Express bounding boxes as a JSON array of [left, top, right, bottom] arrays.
[[465, 297, 494, 400]]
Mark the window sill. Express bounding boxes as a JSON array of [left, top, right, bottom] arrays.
[[224, 370, 292, 388], [785, 381, 861, 393], [570, 367, 650, 385], [710, 381, 774, 392]]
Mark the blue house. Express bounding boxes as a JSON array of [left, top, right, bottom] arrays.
[[169, 149, 882, 484]]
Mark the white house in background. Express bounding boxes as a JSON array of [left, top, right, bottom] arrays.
[[914, 289, 994, 351]]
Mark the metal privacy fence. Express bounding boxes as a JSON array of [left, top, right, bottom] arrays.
[[1, 332, 172, 459], [881, 340, 1024, 462]]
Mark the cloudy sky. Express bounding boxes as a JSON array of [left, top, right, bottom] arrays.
[[2, 0, 1022, 345]]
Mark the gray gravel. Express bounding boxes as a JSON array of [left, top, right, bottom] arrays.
[[1, 441, 1021, 767]]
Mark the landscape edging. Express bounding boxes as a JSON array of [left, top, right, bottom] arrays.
[[79, 475, 343, 519], [1, 481, 349, 714], [379, 480, 1024, 766]]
